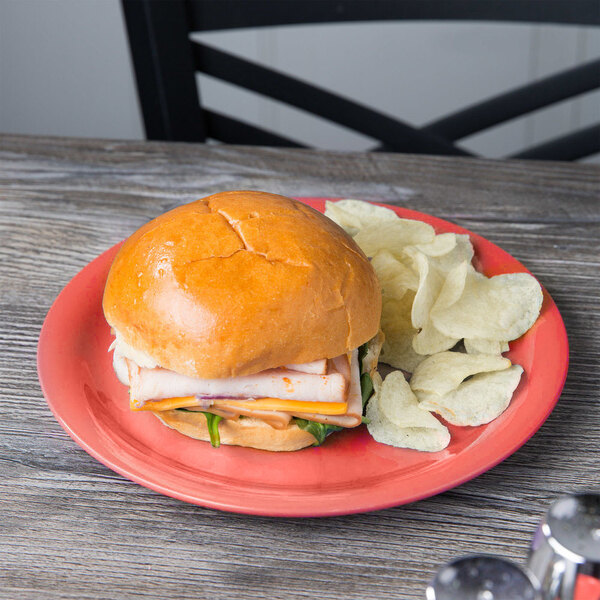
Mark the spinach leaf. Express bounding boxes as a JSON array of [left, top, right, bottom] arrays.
[[358, 341, 375, 412], [360, 372, 374, 409], [294, 419, 343, 446], [358, 342, 368, 370], [176, 409, 223, 447], [205, 412, 223, 447]]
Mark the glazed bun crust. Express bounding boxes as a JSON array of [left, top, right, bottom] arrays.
[[154, 410, 316, 451], [103, 191, 381, 378]]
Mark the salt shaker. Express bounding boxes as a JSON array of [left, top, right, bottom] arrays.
[[426, 555, 542, 600], [528, 492, 600, 600]]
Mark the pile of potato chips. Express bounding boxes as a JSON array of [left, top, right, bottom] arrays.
[[325, 199, 543, 453]]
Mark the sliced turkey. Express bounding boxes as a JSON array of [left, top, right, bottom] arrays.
[[293, 349, 362, 428], [128, 360, 348, 407], [285, 359, 328, 374], [176, 405, 292, 430]]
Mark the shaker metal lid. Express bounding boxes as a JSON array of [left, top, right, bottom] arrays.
[[545, 493, 600, 563], [427, 555, 541, 600]]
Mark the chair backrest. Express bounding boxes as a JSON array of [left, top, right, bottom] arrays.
[[122, 0, 600, 160]]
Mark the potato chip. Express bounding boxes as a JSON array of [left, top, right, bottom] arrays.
[[431, 271, 543, 341], [324, 202, 361, 236], [411, 252, 443, 328], [371, 250, 419, 298], [413, 390, 440, 407], [464, 338, 509, 355], [411, 255, 467, 323], [371, 370, 383, 394], [431, 261, 471, 314], [379, 294, 426, 372], [408, 253, 461, 354], [412, 321, 458, 356], [324, 200, 539, 449], [413, 232, 457, 257], [419, 365, 523, 426], [431, 234, 474, 273], [410, 351, 511, 398], [354, 219, 435, 258], [378, 371, 438, 428], [324, 199, 398, 236], [412, 261, 471, 357], [366, 371, 450, 452]]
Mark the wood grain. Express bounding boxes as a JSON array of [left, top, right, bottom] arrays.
[[0, 134, 598, 600]]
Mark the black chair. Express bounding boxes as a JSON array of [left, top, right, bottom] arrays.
[[121, 0, 600, 160]]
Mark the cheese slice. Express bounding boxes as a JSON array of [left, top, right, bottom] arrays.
[[132, 395, 348, 416], [213, 398, 348, 415], [131, 396, 200, 412]]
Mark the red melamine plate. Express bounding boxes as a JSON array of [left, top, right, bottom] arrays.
[[37, 199, 568, 516]]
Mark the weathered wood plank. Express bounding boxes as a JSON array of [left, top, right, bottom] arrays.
[[0, 134, 598, 600]]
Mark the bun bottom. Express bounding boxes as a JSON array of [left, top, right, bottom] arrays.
[[153, 410, 317, 451]]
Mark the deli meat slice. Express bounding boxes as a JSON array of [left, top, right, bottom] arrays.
[[176, 405, 293, 430], [293, 350, 362, 428], [285, 359, 327, 375], [128, 360, 348, 406]]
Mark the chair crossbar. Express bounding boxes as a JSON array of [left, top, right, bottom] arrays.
[[193, 42, 470, 155], [509, 123, 600, 160], [426, 59, 600, 141], [204, 110, 306, 147], [187, 0, 600, 31]]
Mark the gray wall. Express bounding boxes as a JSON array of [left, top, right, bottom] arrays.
[[0, 0, 143, 140], [1, 0, 598, 160]]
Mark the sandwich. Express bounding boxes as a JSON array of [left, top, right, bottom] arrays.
[[103, 191, 382, 451]]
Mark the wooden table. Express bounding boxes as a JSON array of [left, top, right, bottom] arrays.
[[1, 134, 598, 599]]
